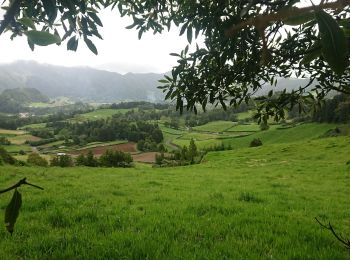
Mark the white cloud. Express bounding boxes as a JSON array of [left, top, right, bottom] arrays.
[[0, 8, 198, 73]]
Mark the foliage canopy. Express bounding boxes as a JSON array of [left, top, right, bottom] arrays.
[[1, 0, 350, 120]]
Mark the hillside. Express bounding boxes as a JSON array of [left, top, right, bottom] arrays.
[[0, 88, 49, 113], [0, 61, 165, 102], [0, 88, 49, 103], [0, 135, 349, 258]]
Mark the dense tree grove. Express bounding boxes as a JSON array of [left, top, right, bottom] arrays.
[[50, 116, 163, 147], [312, 94, 350, 123]]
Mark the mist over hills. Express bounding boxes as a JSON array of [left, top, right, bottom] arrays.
[[0, 61, 166, 102], [0, 61, 315, 103]]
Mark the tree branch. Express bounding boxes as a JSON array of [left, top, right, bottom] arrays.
[[315, 217, 350, 249], [0, 178, 44, 194], [225, 0, 350, 37], [0, 0, 22, 35]]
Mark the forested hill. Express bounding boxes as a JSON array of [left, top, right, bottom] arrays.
[[0, 88, 49, 113], [0, 61, 165, 102]]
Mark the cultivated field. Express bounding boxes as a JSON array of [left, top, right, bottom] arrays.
[[0, 136, 349, 258]]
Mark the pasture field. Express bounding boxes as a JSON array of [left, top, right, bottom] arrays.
[[0, 136, 349, 258], [8, 134, 41, 145], [172, 137, 222, 149], [193, 121, 236, 132], [71, 108, 136, 122], [226, 123, 261, 132], [223, 123, 338, 149], [0, 129, 25, 136], [4, 144, 32, 153], [20, 123, 46, 130]]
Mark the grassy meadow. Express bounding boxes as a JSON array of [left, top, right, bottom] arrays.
[[0, 135, 349, 258]]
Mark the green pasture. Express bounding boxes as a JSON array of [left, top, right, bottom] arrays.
[[20, 123, 47, 130], [71, 108, 136, 122], [0, 135, 349, 258], [193, 121, 236, 132], [8, 134, 40, 145], [223, 123, 338, 149], [4, 144, 32, 153]]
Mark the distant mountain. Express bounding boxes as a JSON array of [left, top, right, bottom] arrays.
[[0, 61, 166, 102], [0, 61, 316, 103]]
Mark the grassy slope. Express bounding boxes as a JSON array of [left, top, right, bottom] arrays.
[[0, 136, 349, 258], [223, 123, 337, 149], [193, 121, 236, 132]]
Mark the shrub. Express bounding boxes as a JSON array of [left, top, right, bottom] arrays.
[[0, 137, 11, 145], [99, 150, 133, 167], [27, 152, 48, 167], [250, 138, 262, 147], [0, 146, 16, 165], [50, 154, 74, 167], [76, 151, 99, 167]]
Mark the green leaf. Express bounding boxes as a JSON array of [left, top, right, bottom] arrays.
[[18, 17, 35, 29], [42, 0, 57, 24], [26, 30, 61, 46], [284, 11, 315, 26], [27, 38, 34, 51], [315, 10, 348, 75], [301, 46, 322, 65], [5, 189, 22, 234], [84, 37, 98, 55], [88, 12, 103, 27], [67, 36, 78, 51], [187, 26, 192, 44]]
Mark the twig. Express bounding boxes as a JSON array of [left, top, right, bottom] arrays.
[[0, 178, 44, 194], [225, 0, 350, 37], [315, 217, 350, 249]]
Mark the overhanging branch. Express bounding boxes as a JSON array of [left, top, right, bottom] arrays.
[[225, 0, 350, 37]]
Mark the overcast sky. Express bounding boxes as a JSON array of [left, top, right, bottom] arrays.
[[0, 8, 193, 74]]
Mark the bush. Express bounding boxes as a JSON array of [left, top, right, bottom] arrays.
[[18, 150, 26, 155], [75, 151, 99, 167], [99, 149, 133, 167], [250, 138, 262, 147], [0, 146, 16, 165], [50, 154, 74, 167], [27, 152, 48, 167], [0, 137, 11, 145]]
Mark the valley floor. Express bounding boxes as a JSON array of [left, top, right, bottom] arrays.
[[0, 136, 350, 259]]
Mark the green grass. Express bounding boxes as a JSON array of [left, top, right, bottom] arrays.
[[223, 123, 338, 149], [8, 134, 40, 145], [0, 129, 25, 135], [159, 125, 185, 135], [4, 144, 32, 153], [236, 111, 254, 120], [172, 138, 222, 149], [20, 123, 47, 129], [226, 123, 261, 132], [0, 135, 349, 258], [193, 121, 236, 132], [72, 108, 136, 122]]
